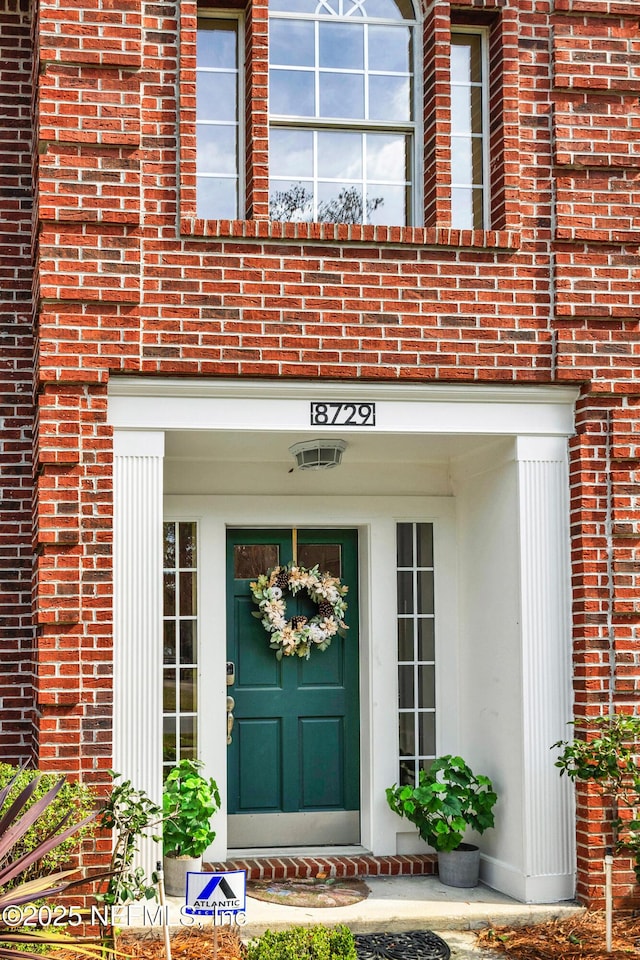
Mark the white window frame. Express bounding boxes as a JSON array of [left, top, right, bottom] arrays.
[[196, 11, 246, 220], [268, 0, 423, 227], [450, 25, 491, 230]]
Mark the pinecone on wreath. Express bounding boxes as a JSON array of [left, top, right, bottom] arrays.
[[291, 615, 308, 630], [274, 568, 290, 591], [318, 601, 334, 620]]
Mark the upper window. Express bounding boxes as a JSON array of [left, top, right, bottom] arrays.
[[268, 0, 417, 226], [450, 30, 488, 231], [196, 17, 241, 220]]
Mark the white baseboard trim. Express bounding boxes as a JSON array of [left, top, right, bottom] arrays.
[[481, 854, 576, 904]]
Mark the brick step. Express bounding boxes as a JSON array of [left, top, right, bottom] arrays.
[[206, 854, 436, 881]]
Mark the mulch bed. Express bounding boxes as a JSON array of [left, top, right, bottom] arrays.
[[476, 912, 640, 960], [52, 926, 245, 960]]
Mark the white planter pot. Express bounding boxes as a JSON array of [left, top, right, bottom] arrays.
[[163, 853, 202, 897], [437, 843, 480, 888]]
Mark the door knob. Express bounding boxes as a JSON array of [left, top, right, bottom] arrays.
[[226, 695, 235, 745]]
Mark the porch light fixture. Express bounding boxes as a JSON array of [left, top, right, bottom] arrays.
[[289, 439, 347, 470]]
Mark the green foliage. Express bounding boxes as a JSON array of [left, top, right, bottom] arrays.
[[0, 768, 104, 959], [553, 714, 640, 882], [0, 764, 95, 888], [97, 771, 162, 905], [386, 755, 498, 853], [161, 759, 221, 859], [246, 924, 357, 960]]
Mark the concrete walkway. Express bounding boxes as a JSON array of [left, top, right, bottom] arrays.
[[156, 875, 583, 959]]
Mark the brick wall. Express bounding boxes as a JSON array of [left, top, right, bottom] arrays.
[[15, 0, 640, 906], [0, 0, 34, 764]]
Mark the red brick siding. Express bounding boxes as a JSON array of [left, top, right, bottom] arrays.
[[7, 0, 638, 908], [0, 0, 35, 764]]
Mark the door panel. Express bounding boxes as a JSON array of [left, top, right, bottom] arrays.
[[226, 527, 359, 847]]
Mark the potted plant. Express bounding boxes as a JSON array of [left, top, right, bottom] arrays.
[[161, 758, 221, 896], [386, 754, 497, 888]]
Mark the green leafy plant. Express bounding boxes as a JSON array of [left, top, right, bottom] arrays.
[[0, 764, 95, 888], [161, 759, 220, 859], [553, 714, 640, 882], [246, 924, 357, 960], [386, 754, 497, 852], [0, 767, 104, 959], [97, 771, 162, 905]]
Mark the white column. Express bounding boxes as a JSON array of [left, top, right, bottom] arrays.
[[516, 436, 575, 902], [113, 430, 165, 880]]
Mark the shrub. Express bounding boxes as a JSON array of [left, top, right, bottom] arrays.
[[0, 764, 95, 887], [246, 925, 357, 960]]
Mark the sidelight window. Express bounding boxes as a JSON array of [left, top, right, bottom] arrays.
[[396, 522, 436, 786]]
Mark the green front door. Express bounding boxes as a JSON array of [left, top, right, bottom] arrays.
[[226, 528, 359, 848]]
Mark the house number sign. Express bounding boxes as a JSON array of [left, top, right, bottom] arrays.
[[310, 402, 376, 426]]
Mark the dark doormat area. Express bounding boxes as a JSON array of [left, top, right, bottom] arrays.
[[247, 876, 371, 907], [354, 931, 451, 960]]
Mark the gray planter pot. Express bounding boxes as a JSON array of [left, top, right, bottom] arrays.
[[437, 843, 480, 888], [163, 853, 202, 897]]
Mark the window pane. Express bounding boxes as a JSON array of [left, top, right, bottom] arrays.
[[418, 665, 435, 708], [319, 22, 364, 69], [399, 713, 415, 757], [270, 18, 314, 66], [417, 618, 435, 661], [198, 19, 237, 69], [180, 668, 198, 713], [364, 0, 413, 18], [318, 182, 364, 224], [180, 571, 197, 617], [451, 84, 483, 135], [269, 180, 314, 221], [451, 187, 473, 229], [367, 184, 406, 226], [417, 523, 433, 567], [163, 669, 176, 711], [366, 133, 407, 181], [398, 665, 414, 708], [400, 759, 415, 786], [417, 570, 434, 615], [180, 716, 197, 759], [197, 125, 238, 175], [163, 621, 176, 664], [233, 544, 280, 579], [451, 33, 483, 84], [197, 73, 237, 122], [163, 522, 176, 568], [163, 717, 176, 763], [271, 129, 314, 178], [163, 573, 176, 617], [368, 75, 410, 122], [368, 25, 411, 72], [419, 712, 436, 756], [179, 522, 197, 568], [179, 620, 196, 664], [319, 72, 364, 119], [297, 543, 342, 577], [270, 69, 315, 116], [318, 131, 363, 179], [451, 136, 483, 186], [398, 618, 414, 662], [397, 570, 413, 614], [196, 177, 238, 219], [397, 523, 413, 566]]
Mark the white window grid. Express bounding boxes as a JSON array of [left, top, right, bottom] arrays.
[[450, 27, 490, 230], [396, 522, 436, 787], [196, 14, 245, 216], [162, 521, 199, 778], [269, 6, 419, 225]]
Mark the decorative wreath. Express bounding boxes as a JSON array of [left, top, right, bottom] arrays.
[[250, 564, 348, 660]]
